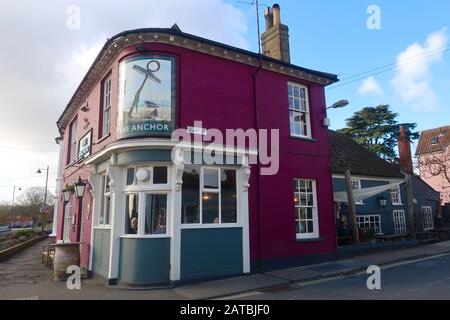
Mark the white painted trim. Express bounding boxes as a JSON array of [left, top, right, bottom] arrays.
[[85, 139, 258, 165], [120, 235, 171, 239], [332, 174, 405, 183], [107, 163, 123, 280], [239, 161, 251, 274], [180, 224, 243, 229], [170, 162, 183, 281]]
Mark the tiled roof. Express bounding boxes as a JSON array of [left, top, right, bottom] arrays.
[[416, 126, 450, 155], [329, 130, 404, 178]]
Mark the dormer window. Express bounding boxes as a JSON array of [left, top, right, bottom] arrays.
[[431, 137, 439, 145]]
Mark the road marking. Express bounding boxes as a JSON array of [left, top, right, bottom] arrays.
[[426, 280, 443, 286], [216, 290, 262, 300]]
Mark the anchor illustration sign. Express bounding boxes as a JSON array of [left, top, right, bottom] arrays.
[[117, 55, 176, 139]]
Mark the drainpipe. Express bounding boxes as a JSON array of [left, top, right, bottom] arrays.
[[253, 56, 263, 272], [51, 136, 64, 237]]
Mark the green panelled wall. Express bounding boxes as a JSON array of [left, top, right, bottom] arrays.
[[92, 229, 111, 278], [180, 228, 243, 280], [119, 237, 170, 285]]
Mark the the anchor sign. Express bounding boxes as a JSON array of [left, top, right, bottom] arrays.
[[129, 60, 162, 116]]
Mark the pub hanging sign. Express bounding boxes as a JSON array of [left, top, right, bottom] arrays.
[[117, 55, 176, 139], [78, 129, 92, 159]]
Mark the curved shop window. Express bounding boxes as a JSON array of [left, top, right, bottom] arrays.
[[123, 166, 170, 237], [117, 55, 176, 139]]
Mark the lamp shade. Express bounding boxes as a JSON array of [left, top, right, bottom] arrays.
[[74, 176, 87, 198], [63, 186, 72, 203], [378, 195, 387, 208]]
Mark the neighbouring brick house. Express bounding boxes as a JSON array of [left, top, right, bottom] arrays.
[[416, 126, 450, 205], [54, 5, 340, 286]]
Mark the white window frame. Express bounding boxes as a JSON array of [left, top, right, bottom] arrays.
[[69, 118, 77, 164], [421, 206, 434, 231], [356, 215, 382, 235], [351, 179, 364, 205], [96, 174, 111, 228], [125, 165, 170, 189], [101, 76, 112, 138], [288, 82, 311, 139], [181, 166, 239, 229], [390, 185, 402, 205], [122, 191, 170, 239], [63, 200, 72, 242], [393, 210, 407, 234], [294, 179, 320, 240]]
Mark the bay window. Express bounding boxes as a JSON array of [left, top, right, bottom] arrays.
[[288, 82, 311, 138], [294, 179, 319, 239], [182, 166, 237, 225]]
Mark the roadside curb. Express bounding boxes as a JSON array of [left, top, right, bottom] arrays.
[[0, 234, 49, 262], [208, 249, 450, 300]]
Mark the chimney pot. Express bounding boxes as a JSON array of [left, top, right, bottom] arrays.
[[261, 3, 291, 63], [264, 7, 273, 29], [272, 4, 281, 25]]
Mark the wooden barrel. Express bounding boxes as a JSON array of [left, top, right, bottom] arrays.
[[53, 243, 81, 281]]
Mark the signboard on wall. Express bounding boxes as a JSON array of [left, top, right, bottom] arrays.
[[117, 55, 176, 139], [78, 129, 92, 159]]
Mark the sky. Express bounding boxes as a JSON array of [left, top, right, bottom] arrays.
[[0, 0, 448, 202]]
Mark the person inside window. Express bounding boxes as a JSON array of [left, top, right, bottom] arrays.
[[153, 209, 166, 234], [129, 217, 138, 234]]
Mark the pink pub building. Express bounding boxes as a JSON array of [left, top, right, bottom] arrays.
[[55, 4, 339, 286]]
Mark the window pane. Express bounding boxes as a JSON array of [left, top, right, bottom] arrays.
[[202, 193, 219, 224], [104, 196, 110, 225], [221, 170, 237, 223], [203, 168, 219, 189], [144, 194, 167, 235], [125, 194, 139, 234], [288, 85, 293, 96], [105, 175, 110, 193], [126, 168, 135, 186], [290, 111, 301, 136], [182, 166, 200, 224], [153, 167, 168, 184]]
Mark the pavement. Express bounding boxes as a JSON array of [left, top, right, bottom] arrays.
[[1, 239, 450, 300]]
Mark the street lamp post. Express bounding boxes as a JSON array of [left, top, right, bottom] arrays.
[[37, 166, 49, 232], [9, 186, 21, 230]]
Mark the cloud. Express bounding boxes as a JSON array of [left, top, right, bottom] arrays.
[[0, 0, 249, 201], [390, 28, 449, 111], [358, 76, 383, 96]]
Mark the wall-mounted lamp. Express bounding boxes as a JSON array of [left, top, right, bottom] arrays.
[[63, 184, 73, 203], [378, 194, 387, 208], [74, 177, 87, 199]]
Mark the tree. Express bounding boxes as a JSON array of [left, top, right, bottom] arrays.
[[17, 187, 54, 229], [338, 105, 419, 162]]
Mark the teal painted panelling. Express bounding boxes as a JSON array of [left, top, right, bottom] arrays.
[[117, 149, 172, 165], [181, 228, 243, 280], [92, 229, 111, 278], [119, 237, 170, 285]]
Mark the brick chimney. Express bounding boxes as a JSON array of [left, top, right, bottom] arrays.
[[398, 126, 414, 174], [261, 4, 291, 63]]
